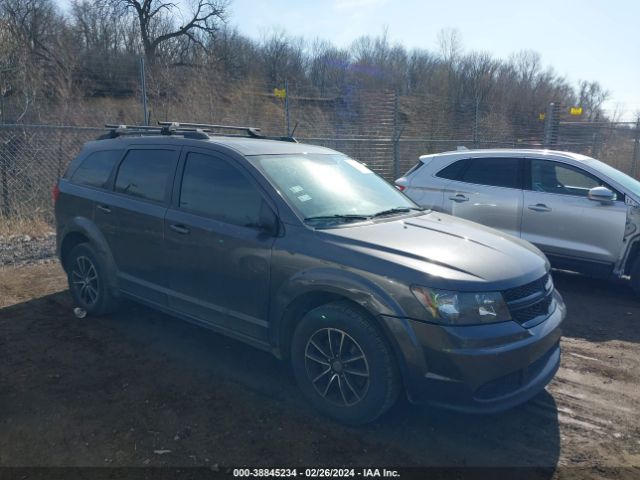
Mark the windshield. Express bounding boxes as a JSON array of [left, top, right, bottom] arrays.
[[582, 158, 640, 198], [253, 153, 419, 224]]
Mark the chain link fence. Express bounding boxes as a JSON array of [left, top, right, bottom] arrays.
[[1, 87, 639, 228]]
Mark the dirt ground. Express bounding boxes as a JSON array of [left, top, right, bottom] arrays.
[[0, 262, 639, 479]]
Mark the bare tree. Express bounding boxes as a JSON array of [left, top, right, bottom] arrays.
[[111, 0, 228, 61], [578, 80, 609, 121]]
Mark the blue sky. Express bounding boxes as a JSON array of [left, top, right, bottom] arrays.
[[228, 0, 640, 120]]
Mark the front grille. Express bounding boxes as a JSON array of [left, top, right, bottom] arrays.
[[502, 274, 553, 325], [502, 274, 549, 302], [511, 295, 552, 323]]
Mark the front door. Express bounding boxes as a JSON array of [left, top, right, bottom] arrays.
[[521, 159, 627, 264], [164, 148, 276, 342]]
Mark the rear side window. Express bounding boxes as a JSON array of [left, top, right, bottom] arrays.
[[115, 149, 176, 202], [460, 158, 521, 189], [436, 159, 467, 180], [179, 152, 262, 226], [70, 150, 121, 188]]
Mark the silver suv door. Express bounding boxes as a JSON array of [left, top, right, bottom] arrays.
[[521, 159, 627, 263], [441, 157, 524, 238]]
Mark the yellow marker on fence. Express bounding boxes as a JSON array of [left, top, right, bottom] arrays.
[[274, 88, 286, 98], [570, 107, 583, 116], [539, 113, 546, 121]]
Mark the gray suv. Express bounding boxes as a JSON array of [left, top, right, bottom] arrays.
[[54, 123, 565, 424]]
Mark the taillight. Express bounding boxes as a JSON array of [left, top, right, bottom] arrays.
[[396, 184, 406, 192], [52, 184, 60, 203]]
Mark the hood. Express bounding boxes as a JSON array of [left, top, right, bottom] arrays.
[[320, 211, 549, 291]]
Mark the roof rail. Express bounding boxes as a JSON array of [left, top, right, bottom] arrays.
[[158, 121, 264, 138], [98, 122, 298, 143], [99, 123, 209, 140], [159, 121, 298, 143]]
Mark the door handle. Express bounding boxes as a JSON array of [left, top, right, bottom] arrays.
[[96, 204, 111, 214], [449, 194, 469, 203], [528, 203, 552, 212], [169, 224, 190, 235]]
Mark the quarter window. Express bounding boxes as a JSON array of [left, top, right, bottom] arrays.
[[114, 149, 176, 202], [71, 150, 121, 188], [460, 158, 521, 189], [179, 152, 262, 226]]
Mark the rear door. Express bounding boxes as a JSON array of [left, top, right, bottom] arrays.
[[163, 148, 276, 342], [521, 158, 627, 264], [441, 157, 524, 237], [100, 146, 180, 303]]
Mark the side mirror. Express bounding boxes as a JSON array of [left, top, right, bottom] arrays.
[[588, 186, 615, 204]]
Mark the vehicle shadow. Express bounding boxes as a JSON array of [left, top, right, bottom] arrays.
[[367, 393, 560, 471], [551, 269, 640, 343], [1, 291, 560, 471]]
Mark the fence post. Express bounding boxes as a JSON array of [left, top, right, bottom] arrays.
[[392, 91, 401, 179], [632, 116, 640, 178], [0, 141, 8, 217], [591, 113, 601, 158], [543, 102, 560, 147], [473, 98, 480, 148], [139, 56, 149, 126], [284, 79, 290, 136]]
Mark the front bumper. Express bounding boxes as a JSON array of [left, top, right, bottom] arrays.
[[381, 289, 565, 413]]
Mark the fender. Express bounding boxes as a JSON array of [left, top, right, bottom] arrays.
[[59, 216, 119, 293], [268, 267, 418, 370]]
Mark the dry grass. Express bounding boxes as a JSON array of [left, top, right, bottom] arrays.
[[0, 215, 53, 238], [0, 262, 67, 308]]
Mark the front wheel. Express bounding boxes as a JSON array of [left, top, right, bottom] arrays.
[[291, 301, 400, 424]]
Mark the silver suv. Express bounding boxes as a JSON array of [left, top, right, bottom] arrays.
[[396, 149, 640, 292]]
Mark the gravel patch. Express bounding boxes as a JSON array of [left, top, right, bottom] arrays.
[[0, 232, 57, 267]]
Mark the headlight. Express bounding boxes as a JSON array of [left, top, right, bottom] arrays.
[[411, 286, 511, 325]]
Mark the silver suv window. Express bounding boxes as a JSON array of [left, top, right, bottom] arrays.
[[438, 157, 522, 189], [529, 160, 616, 199]]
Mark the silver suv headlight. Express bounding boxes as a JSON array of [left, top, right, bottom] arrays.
[[411, 286, 511, 325]]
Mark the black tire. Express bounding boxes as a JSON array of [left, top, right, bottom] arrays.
[[631, 257, 640, 297], [66, 243, 119, 316], [291, 301, 400, 424]]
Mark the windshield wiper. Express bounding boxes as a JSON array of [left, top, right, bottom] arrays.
[[304, 214, 370, 224], [370, 207, 424, 218]]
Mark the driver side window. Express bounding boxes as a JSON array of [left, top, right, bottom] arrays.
[[529, 160, 614, 199]]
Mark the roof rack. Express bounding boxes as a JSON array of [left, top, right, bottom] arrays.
[[158, 121, 298, 143], [99, 123, 210, 140], [98, 122, 298, 143], [158, 121, 264, 138]]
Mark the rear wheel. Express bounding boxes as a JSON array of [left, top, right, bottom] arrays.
[[291, 301, 400, 424], [66, 243, 118, 316]]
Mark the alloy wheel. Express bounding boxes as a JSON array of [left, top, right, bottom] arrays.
[[304, 327, 370, 406], [71, 255, 99, 307]]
